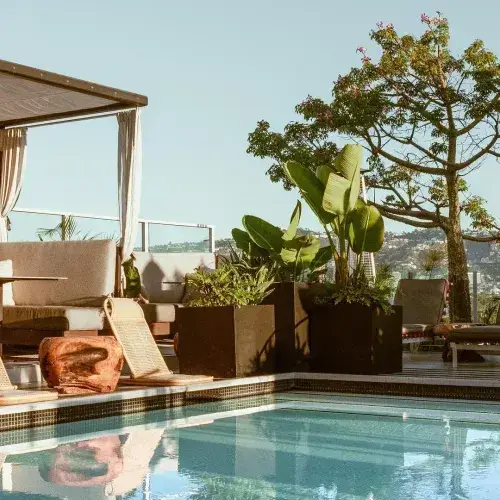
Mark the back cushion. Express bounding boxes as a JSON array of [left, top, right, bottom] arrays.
[[393, 279, 447, 325], [132, 252, 216, 303], [0, 240, 117, 306]]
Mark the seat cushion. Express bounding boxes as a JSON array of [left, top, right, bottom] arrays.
[[448, 326, 500, 343], [140, 303, 178, 323], [402, 323, 434, 339], [2, 305, 104, 331]]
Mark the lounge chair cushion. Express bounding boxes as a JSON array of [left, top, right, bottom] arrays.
[[0, 240, 116, 306], [140, 303, 178, 323], [132, 252, 216, 303], [448, 326, 500, 343], [402, 324, 434, 339], [2, 305, 104, 331]]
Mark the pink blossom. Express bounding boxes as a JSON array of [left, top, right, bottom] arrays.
[[356, 46, 367, 54], [361, 55, 372, 63], [420, 13, 430, 23]]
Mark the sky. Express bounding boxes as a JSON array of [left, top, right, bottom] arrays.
[[2, 0, 500, 244]]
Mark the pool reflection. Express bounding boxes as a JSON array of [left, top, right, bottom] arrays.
[[0, 408, 499, 499]]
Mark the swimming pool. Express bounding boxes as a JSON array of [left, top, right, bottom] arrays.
[[1, 392, 500, 499]]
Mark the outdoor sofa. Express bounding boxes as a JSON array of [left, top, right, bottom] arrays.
[[0, 239, 118, 353]]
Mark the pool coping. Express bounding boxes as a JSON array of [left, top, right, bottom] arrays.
[[3, 371, 500, 432]]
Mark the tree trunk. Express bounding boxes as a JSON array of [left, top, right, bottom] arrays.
[[446, 174, 471, 322]]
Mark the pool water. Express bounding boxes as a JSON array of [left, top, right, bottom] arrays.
[[1, 393, 500, 499]]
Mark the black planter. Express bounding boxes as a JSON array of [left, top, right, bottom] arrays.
[[309, 303, 402, 374], [262, 282, 310, 372], [177, 305, 276, 378]]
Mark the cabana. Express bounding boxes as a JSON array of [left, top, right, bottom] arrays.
[[0, 59, 148, 261]]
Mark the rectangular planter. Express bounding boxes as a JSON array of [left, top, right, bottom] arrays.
[[177, 305, 276, 378], [309, 303, 403, 374], [262, 282, 310, 372]]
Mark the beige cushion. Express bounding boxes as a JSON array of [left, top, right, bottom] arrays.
[[140, 303, 177, 323], [132, 252, 216, 303], [2, 305, 104, 331], [0, 240, 116, 306], [0, 259, 14, 306]]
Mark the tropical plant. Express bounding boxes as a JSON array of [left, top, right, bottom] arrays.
[[184, 261, 274, 307], [478, 293, 500, 324], [247, 13, 500, 322], [419, 244, 447, 278], [231, 201, 332, 282], [36, 215, 118, 242], [284, 144, 386, 307]]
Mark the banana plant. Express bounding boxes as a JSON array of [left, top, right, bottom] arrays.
[[284, 144, 384, 289], [231, 201, 332, 282]]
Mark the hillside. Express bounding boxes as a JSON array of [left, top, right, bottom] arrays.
[[148, 228, 500, 292]]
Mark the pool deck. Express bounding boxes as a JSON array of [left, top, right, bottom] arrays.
[[1, 351, 500, 432]]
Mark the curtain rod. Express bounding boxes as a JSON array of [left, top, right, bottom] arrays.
[[4, 108, 136, 130]]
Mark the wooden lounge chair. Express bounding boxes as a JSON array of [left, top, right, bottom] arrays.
[[394, 279, 449, 346], [447, 306, 500, 368], [0, 357, 57, 405], [104, 297, 213, 386]]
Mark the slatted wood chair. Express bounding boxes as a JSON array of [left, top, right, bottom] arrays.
[[104, 297, 213, 386]]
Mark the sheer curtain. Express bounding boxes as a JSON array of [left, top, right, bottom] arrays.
[[117, 109, 142, 261], [0, 128, 27, 241]]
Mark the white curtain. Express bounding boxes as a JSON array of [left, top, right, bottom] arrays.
[[117, 109, 142, 261], [0, 128, 27, 242]]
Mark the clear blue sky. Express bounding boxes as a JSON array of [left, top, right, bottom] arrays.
[[2, 0, 500, 243]]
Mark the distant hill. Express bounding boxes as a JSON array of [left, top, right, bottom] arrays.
[[148, 227, 500, 292]]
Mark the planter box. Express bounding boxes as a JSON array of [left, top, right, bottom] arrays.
[[262, 282, 310, 372], [177, 305, 275, 378], [309, 303, 402, 374]]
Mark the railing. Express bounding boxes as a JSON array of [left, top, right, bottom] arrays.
[[10, 207, 216, 253]]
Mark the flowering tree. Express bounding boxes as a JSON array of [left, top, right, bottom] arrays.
[[248, 13, 500, 321]]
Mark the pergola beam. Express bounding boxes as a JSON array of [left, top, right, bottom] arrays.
[[0, 59, 148, 129]]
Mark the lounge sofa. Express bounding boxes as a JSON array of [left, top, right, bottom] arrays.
[[0, 240, 118, 352], [132, 252, 216, 338]]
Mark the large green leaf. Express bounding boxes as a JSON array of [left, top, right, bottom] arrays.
[[232, 228, 253, 253], [316, 165, 336, 186], [283, 200, 301, 241], [335, 144, 363, 182], [243, 215, 284, 253], [309, 245, 333, 271], [322, 172, 351, 215], [336, 144, 362, 212], [348, 202, 385, 254], [281, 235, 320, 266], [232, 228, 268, 258], [284, 161, 335, 225]]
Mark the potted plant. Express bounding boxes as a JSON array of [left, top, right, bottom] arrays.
[[230, 202, 332, 372], [176, 261, 276, 378], [284, 144, 403, 374]]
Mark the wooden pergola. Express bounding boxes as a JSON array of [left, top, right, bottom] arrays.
[[0, 59, 148, 128]]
